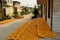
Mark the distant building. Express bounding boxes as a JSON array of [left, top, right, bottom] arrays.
[[13, 1, 22, 16], [13, 1, 20, 8], [5, 0, 14, 17]]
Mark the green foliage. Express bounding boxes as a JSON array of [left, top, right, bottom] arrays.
[[0, 8, 2, 13], [0, 18, 4, 21], [0, 15, 11, 21], [13, 10, 18, 15], [31, 6, 39, 19], [0, 16, 7, 21], [5, 15, 11, 19], [13, 10, 19, 18], [31, 14, 37, 19], [2, 15, 11, 20], [0, 7, 2, 18], [20, 7, 30, 15], [38, 5, 41, 11], [3, 1, 7, 7], [20, 11, 24, 15]]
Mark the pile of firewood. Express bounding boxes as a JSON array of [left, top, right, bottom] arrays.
[[7, 18, 56, 40]]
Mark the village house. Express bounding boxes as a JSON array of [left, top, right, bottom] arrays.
[[5, 0, 13, 17], [13, 1, 22, 16]]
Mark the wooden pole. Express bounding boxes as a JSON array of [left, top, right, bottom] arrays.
[[51, 0, 53, 31], [45, 2, 47, 21], [48, 0, 50, 19], [41, 4, 43, 17]]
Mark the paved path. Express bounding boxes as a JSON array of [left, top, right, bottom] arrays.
[[0, 14, 33, 40]]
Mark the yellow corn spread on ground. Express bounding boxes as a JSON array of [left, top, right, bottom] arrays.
[[37, 18, 56, 38], [8, 18, 56, 40]]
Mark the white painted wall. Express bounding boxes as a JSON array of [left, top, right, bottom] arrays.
[[6, 7, 14, 17]]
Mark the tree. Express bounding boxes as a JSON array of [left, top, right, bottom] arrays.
[[20, 7, 29, 15], [13, 8, 18, 18], [31, 6, 39, 19]]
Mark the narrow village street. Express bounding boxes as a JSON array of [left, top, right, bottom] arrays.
[[0, 14, 33, 40], [0, 0, 60, 40], [0, 13, 60, 40]]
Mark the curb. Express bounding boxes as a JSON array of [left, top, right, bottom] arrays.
[[0, 19, 15, 25]]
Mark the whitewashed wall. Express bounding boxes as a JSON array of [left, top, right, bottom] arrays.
[[6, 7, 13, 17]]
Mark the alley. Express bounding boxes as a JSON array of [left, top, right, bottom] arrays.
[[0, 14, 60, 40], [0, 14, 33, 40]]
